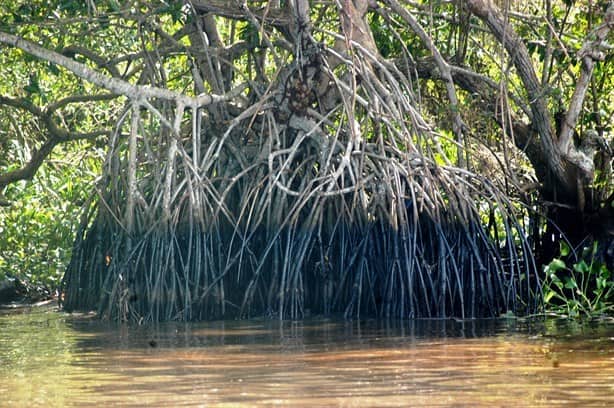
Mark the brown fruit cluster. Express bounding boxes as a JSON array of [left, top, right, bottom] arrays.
[[286, 77, 315, 115]]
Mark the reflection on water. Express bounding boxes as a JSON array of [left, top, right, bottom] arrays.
[[1, 304, 613, 407]]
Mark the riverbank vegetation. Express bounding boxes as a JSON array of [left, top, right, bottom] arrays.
[[543, 241, 614, 317], [1, 0, 612, 321]]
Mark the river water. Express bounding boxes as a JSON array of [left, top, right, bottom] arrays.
[[0, 304, 613, 407]]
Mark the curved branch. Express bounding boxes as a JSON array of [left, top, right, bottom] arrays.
[[62, 45, 121, 78], [0, 129, 108, 190], [45, 93, 118, 114], [190, 0, 291, 27], [466, 0, 565, 183], [383, 0, 467, 165], [395, 57, 546, 180], [0, 95, 43, 117], [0, 95, 111, 191], [0, 31, 246, 108], [558, 3, 614, 154]]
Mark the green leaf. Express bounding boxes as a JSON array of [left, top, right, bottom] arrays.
[[59, 0, 83, 13], [47, 62, 60, 76], [563, 277, 578, 289], [559, 241, 570, 257], [591, 261, 605, 276], [24, 75, 41, 95], [552, 277, 564, 290], [107, 0, 121, 13], [599, 266, 610, 280], [596, 277, 606, 291], [573, 260, 589, 274], [545, 258, 566, 273], [544, 290, 556, 303]]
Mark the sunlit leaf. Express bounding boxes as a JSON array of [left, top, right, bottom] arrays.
[[544, 290, 556, 303], [545, 258, 566, 273], [563, 277, 577, 290]]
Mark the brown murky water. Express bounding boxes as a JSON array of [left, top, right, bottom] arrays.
[[0, 304, 613, 407]]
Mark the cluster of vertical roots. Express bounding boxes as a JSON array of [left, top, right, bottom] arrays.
[[62, 116, 539, 321], [61, 15, 539, 322]]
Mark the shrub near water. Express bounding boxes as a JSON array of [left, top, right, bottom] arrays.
[[0, 156, 95, 297], [543, 241, 614, 318]]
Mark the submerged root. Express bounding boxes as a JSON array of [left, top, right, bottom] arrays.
[[62, 143, 539, 321]]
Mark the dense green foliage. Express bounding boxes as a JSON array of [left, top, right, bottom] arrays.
[[543, 241, 614, 317], [0, 150, 97, 292], [0, 0, 115, 292]]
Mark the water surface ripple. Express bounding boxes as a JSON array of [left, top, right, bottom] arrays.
[[1, 305, 613, 406]]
